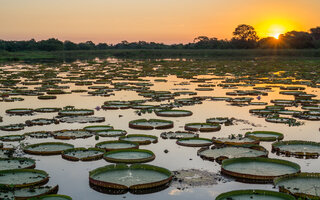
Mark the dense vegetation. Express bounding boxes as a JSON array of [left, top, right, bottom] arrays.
[[1, 25, 320, 52]]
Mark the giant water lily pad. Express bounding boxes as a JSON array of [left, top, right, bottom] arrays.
[[0, 124, 25, 131], [213, 136, 259, 146], [155, 110, 193, 117], [6, 108, 34, 115], [51, 130, 93, 140], [83, 125, 114, 132], [96, 129, 127, 137], [95, 141, 139, 151], [245, 131, 284, 141], [104, 149, 155, 163], [274, 173, 320, 199], [0, 135, 25, 142], [24, 131, 52, 138], [62, 148, 105, 161], [89, 164, 173, 191], [198, 145, 268, 164], [216, 189, 295, 200], [27, 118, 56, 126], [14, 185, 59, 199], [0, 158, 36, 170], [129, 119, 173, 130], [176, 138, 213, 147], [58, 109, 94, 116], [119, 134, 158, 145], [58, 116, 105, 123], [272, 140, 320, 158], [24, 142, 74, 155], [184, 123, 221, 132], [160, 131, 198, 139], [34, 107, 61, 113], [221, 157, 300, 183], [206, 117, 232, 124], [0, 169, 49, 188]]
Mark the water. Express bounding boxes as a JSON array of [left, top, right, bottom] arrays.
[[0, 58, 319, 199]]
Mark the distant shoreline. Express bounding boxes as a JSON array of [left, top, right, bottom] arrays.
[[1, 49, 320, 62]]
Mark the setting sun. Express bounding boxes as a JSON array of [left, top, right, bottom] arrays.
[[268, 24, 286, 39]]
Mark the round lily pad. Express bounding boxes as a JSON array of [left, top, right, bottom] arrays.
[[89, 164, 173, 191], [58, 109, 94, 116], [14, 185, 59, 199], [0, 135, 25, 142], [0, 158, 36, 170], [265, 117, 296, 124], [213, 136, 259, 146], [96, 129, 127, 137], [245, 131, 284, 141], [58, 116, 105, 123], [34, 107, 61, 113], [176, 138, 213, 147], [83, 125, 114, 132], [216, 189, 295, 200], [6, 108, 34, 115], [119, 134, 158, 145], [24, 131, 52, 138], [61, 148, 105, 161], [0, 169, 49, 188], [95, 141, 139, 151], [206, 117, 232, 124], [221, 157, 300, 183], [24, 142, 74, 155], [104, 149, 155, 163], [129, 119, 173, 130], [155, 110, 193, 117], [198, 145, 268, 164], [27, 118, 56, 126], [51, 130, 93, 140], [272, 140, 320, 158], [184, 123, 221, 132], [160, 131, 198, 139], [0, 124, 25, 131], [274, 173, 320, 199]]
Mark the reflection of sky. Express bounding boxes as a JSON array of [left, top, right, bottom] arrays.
[[0, 60, 320, 199]]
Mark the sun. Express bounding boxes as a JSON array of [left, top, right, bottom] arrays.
[[268, 24, 286, 39]]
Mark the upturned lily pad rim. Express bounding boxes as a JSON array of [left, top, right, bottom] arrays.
[[95, 140, 139, 151], [103, 149, 155, 163], [213, 137, 260, 146], [129, 119, 174, 130], [215, 189, 296, 200], [14, 185, 59, 199], [155, 110, 193, 117], [24, 131, 52, 138], [0, 169, 49, 188], [0, 134, 25, 141], [245, 131, 284, 141], [160, 131, 199, 139], [272, 140, 320, 157], [0, 157, 36, 169], [23, 142, 74, 155], [274, 172, 320, 200], [221, 157, 301, 183], [29, 194, 72, 200], [176, 138, 213, 147], [83, 125, 114, 132], [119, 134, 158, 145], [89, 163, 173, 190], [62, 147, 105, 161], [184, 123, 221, 132]]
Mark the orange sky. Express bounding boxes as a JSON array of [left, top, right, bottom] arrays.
[[0, 0, 319, 44]]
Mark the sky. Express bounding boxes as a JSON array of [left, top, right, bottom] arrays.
[[0, 0, 319, 44]]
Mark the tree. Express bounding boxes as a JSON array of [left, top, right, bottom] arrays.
[[232, 24, 259, 48], [38, 38, 63, 51], [279, 31, 314, 48], [64, 40, 78, 50], [310, 27, 320, 40]]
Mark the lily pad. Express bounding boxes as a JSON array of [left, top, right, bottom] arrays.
[[160, 131, 198, 139], [103, 149, 155, 163], [62, 148, 105, 161], [216, 189, 295, 200], [129, 119, 173, 130], [24, 142, 74, 155], [245, 131, 284, 141], [95, 141, 139, 151], [0, 169, 49, 188], [155, 110, 193, 117], [176, 138, 213, 147], [119, 134, 158, 145]]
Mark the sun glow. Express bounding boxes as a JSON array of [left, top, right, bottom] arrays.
[[268, 24, 286, 39], [256, 19, 297, 40]]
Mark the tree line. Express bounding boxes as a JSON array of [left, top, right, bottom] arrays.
[[0, 24, 319, 51]]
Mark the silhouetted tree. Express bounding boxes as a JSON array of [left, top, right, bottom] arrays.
[[38, 38, 63, 51], [279, 31, 314, 48], [232, 24, 259, 48], [310, 27, 320, 40], [258, 37, 279, 48], [64, 40, 78, 50]]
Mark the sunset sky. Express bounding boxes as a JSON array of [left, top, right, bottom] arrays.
[[1, 0, 319, 44]]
